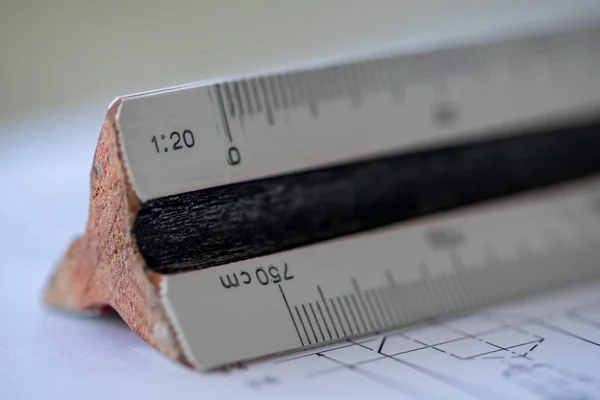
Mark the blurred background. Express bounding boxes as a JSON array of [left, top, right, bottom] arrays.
[[1, 1, 600, 397], [5, 0, 600, 126]]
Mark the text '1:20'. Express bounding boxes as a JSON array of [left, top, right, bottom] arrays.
[[151, 130, 195, 153]]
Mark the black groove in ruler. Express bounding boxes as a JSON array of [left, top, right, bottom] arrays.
[[329, 298, 345, 338], [278, 285, 304, 346], [318, 286, 339, 338], [136, 115, 600, 273], [295, 305, 311, 345], [335, 296, 352, 336]]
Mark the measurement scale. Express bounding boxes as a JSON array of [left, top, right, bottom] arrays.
[[104, 24, 600, 370], [164, 178, 600, 369]]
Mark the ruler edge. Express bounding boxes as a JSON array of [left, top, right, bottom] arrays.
[[160, 279, 204, 369]]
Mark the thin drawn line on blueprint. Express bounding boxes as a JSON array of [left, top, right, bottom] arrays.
[[567, 300, 600, 330], [347, 338, 505, 399], [279, 317, 545, 374], [246, 288, 600, 399], [316, 352, 433, 399]]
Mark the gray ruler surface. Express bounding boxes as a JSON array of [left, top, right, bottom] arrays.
[[113, 24, 600, 370]]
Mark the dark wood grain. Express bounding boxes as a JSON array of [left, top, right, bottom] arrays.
[[134, 115, 600, 274]]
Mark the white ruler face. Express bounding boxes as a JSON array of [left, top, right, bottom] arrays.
[[113, 23, 600, 370], [163, 176, 600, 370], [117, 26, 600, 201]]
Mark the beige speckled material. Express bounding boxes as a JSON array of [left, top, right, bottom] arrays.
[[43, 99, 191, 368]]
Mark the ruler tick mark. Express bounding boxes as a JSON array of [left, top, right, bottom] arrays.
[[295, 305, 311, 345], [223, 83, 236, 117], [303, 304, 319, 343], [250, 79, 262, 112], [279, 285, 304, 346], [240, 80, 253, 114], [352, 278, 375, 331], [213, 85, 233, 143], [309, 303, 326, 342], [378, 287, 397, 327], [317, 286, 338, 339], [316, 301, 332, 340], [329, 298, 345, 338], [258, 78, 274, 125], [344, 294, 361, 334], [385, 270, 404, 323], [268, 76, 281, 110], [277, 74, 289, 110], [350, 292, 368, 333], [335, 296, 351, 336], [284, 74, 298, 106], [372, 288, 391, 328], [364, 290, 383, 331], [233, 82, 245, 117]]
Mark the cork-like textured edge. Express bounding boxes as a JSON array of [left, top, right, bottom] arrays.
[[43, 99, 191, 368]]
